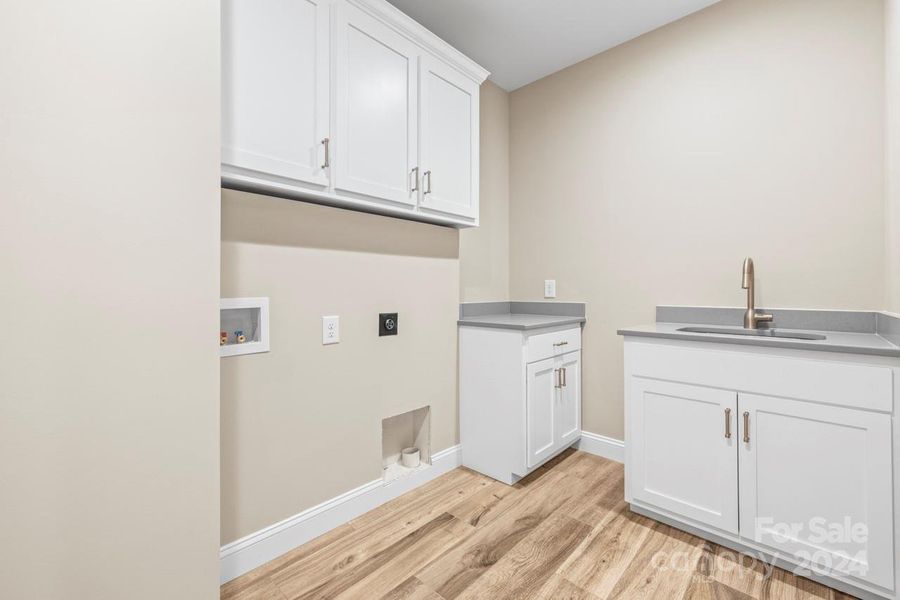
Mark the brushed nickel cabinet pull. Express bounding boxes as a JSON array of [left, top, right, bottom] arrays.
[[411, 167, 419, 192], [724, 408, 732, 439], [743, 411, 750, 443], [561, 367, 567, 387], [554, 369, 561, 389], [552, 341, 568, 347], [321, 137, 330, 169], [424, 170, 432, 194]]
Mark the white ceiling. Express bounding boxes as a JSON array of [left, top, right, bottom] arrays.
[[386, 0, 722, 91]]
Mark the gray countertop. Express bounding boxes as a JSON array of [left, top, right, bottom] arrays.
[[459, 313, 586, 331], [458, 301, 586, 331], [619, 308, 900, 358]]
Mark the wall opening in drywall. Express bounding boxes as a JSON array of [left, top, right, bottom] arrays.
[[382, 407, 431, 483]]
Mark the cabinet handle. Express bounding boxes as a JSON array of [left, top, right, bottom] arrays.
[[554, 368, 561, 389], [424, 170, 432, 194], [742, 411, 750, 443], [724, 408, 732, 439], [321, 137, 330, 169], [552, 341, 568, 347], [410, 167, 419, 192], [561, 367, 567, 387]]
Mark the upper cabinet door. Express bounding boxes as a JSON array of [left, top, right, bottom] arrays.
[[222, 0, 330, 186], [738, 393, 894, 590], [333, 3, 418, 206], [629, 378, 739, 534], [418, 56, 479, 220]]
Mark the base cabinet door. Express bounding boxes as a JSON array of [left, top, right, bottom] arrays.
[[556, 352, 581, 446], [222, 0, 330, 186], [333, 2, 418, 206], [526, 358, 558, 469], [630, 378, 739, 534], [738, 393, 894, 590]]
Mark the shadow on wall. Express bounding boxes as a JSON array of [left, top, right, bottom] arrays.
[[221, 188, 459, 259]]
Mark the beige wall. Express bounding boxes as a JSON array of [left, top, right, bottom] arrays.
[[460, 81, 511, 302], [0, 2, 221, 598], [221, 191, 459, 543], [222, 78, 510, 543], [509, 0, 886, 439], [888, 0, 900, 311]]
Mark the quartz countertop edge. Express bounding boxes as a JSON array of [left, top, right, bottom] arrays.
[[458, 301, 586, 331], [459, 314, 586, 330], [618, 322, 900, 358]]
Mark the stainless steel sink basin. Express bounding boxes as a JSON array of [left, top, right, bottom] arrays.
[[677, 326, 826, 341]]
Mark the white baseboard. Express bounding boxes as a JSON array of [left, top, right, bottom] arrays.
[[219, 444, 462, 585], [576, 431, 625, 463]]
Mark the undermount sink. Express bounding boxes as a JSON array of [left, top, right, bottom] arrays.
[[677, 326, 826, 341]]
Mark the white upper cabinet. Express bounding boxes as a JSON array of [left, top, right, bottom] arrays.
[[221, 0, 489, 227], [222, 0, 330, 187], [418, 56, 479, 219], [333, 2, 418, 206]]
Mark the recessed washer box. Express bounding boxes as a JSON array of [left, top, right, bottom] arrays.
[[220, 297, 269, 357]]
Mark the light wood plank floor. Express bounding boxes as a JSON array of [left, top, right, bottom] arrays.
[[222, 450, 859, 600]]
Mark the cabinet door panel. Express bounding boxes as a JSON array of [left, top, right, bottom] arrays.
[[526, 358, 558, 469], [556, 352, 581, 446], [334, 4, 417, 205], [222, 0, 329, 186], [630, 378, 738, 534], [419, 57, 478, 219], [738, 393, 894, 589]]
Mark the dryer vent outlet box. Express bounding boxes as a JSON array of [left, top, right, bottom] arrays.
[[379, 313, 398, 336]]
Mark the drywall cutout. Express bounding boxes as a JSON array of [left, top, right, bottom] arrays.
[[382, 406, 431, 483], [220, 297, 270, 357]]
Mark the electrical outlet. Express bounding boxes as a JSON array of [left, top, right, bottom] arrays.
[[544, 279, 557, 299], [322, 316, 340, 345], [379, 313, 398, 336]]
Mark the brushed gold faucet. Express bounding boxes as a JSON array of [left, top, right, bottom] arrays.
[[741, 257, 773, 329]]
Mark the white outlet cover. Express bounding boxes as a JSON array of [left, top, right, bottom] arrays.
[[322, 316, 340, 345], [544, 280, 557, 298]]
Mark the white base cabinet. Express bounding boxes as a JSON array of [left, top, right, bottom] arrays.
[[221, 0, 488, 228], [460, 325, 582, 485], [624, 337, 899, 599]]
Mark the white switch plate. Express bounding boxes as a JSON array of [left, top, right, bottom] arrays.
[[544, 280, 557, 298], [322, 316, 340, 345]]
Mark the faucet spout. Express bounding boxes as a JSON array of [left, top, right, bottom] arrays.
[[741, 257, 754, 290], [741, 257, 773, 329]]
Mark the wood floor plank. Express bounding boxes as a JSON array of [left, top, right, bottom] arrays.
[[378, 577, 444, 600], [286, 513, 457, 600], [557, 500, 655, 599], [414, 470, 575, 599], [558, 458, 624, 526], [222, 452, 864, 600], [453, 511, 592, 600], [333, 516, 469, 600], [605, 522, 706, 600], [534, 575, 601, 600], [447, 479, 518, 528], [221, 522, 358, 599], [683, 578, 756, 600], [703, 544, 773, 598], [221, 578, 289, 600], [269, 471, 487, 597]]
